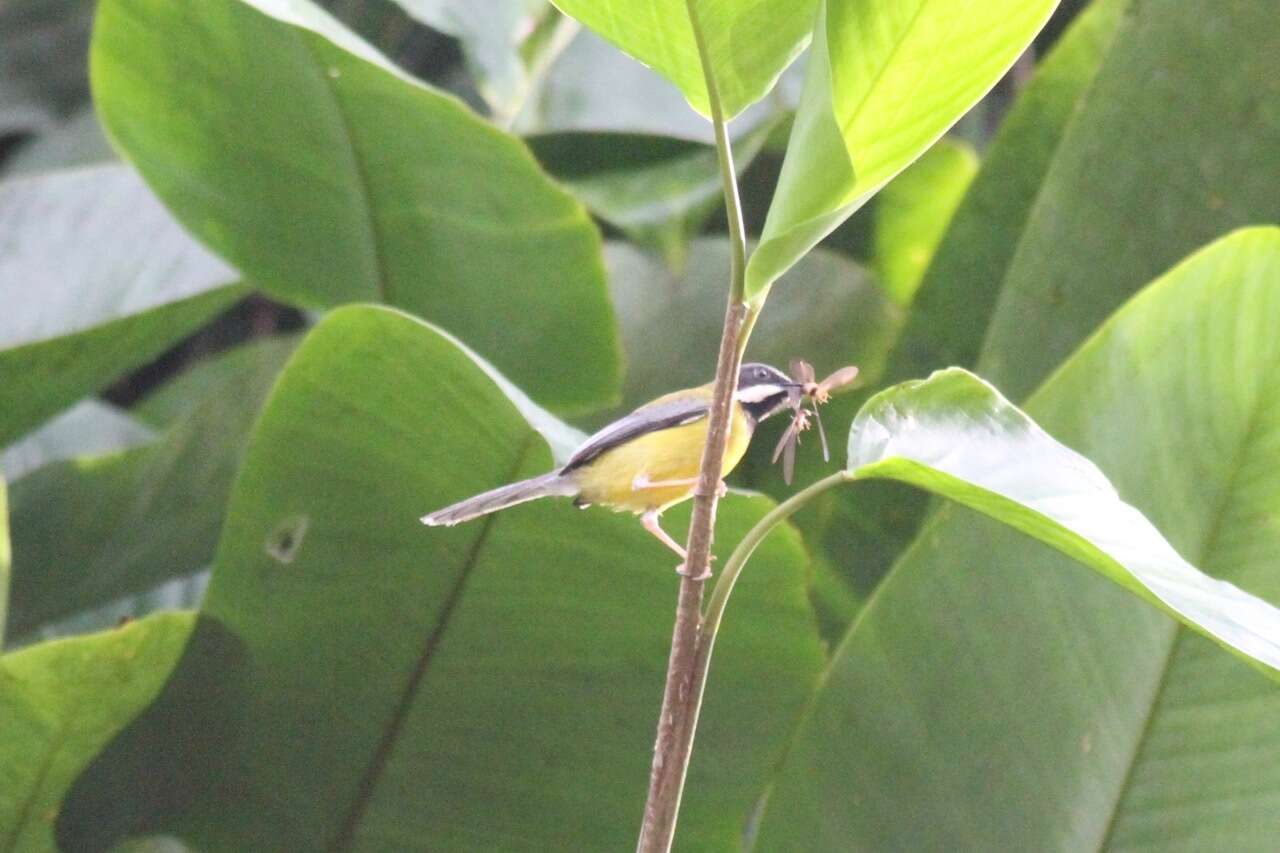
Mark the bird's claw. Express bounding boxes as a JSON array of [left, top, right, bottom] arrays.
[[676, 562, 713, 581], [675, 553, 716, 581], [693, 480, 728, 499]]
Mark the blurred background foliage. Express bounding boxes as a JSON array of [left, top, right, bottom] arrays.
[[3, 0, 1280, 849], [0, 0, 1061, 633]]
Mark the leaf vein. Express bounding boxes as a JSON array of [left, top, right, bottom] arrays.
[[326, 432, 539, 850]]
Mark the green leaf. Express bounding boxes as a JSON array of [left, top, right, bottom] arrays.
[[61, 305, 824, 851], [848, 366, 1280, 677], [548, 0, 815, 119], [0, 165, 246, 447], [91, 0, 619, 412], [976, 0, 1280, 401], [0, 612, 193, 852], [757, 228, 1280, 849], [5, 337, 296, 639], [870, 138, 977, 305], [808, 0, 1132, 603], [391, 0, 573, 122], [886, 0, 1129, 381], [747, 0, 1058, 297]]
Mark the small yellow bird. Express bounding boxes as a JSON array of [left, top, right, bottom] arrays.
[[421, 363, 799, 575]]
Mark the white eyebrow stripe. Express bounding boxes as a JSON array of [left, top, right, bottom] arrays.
[[736, 383, 786, 403]]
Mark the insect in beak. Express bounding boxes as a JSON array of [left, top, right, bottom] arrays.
[[770, 359, 861, 484]]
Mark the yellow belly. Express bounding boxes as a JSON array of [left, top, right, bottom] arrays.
[[572, 406, 754, 513]]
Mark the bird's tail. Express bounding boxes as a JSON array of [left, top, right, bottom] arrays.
[[420, 472, 577, 527]]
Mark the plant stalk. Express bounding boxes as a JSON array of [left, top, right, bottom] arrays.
[[636, 2, 750, 850]]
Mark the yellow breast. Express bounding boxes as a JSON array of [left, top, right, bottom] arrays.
[[572, 404, 754, 513]]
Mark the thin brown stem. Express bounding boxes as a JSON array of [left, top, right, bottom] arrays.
[[638, 299, 747, 853], [636, 1, 751, 849]]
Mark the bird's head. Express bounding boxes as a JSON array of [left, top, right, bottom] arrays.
[[735, 362, 801, 423]]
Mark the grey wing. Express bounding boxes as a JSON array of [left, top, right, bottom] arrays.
[[561, 397, 709, 472]]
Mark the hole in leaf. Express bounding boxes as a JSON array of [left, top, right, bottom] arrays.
[[265, 515, 309, 564]]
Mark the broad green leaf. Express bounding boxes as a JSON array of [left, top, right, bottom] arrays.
[[871, 138, 977, 305], [886, 0, 1129, 381], [747, 0, 1058, 296], [61, 306, 823, 851], [391, 0, 574, 122], [528, 123, 771, 267], [0, 165, 245, 446], [604, 238, 898, 416], [91, 0, 619, 412], [548, 0, 814, 119], [1, 401, 152, 482], [0, 612, 193, 852], [5, 337, 296, 639], [841, 0, 1277, 616], [757, 228, 1280, 850], [846, 366, 1280, 676], [977, 0, 1280, 401], [810, 0, 1133, 603]]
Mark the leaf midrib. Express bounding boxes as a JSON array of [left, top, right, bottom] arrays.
[[326, 432, 538, 851], [296, 33, 391, 304], [1091, 384, 1273, 851]]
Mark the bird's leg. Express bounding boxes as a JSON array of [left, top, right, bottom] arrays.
[[641, 509, 687, 560], [633, 473, 728, 497], [632, 473, 697, 491], [640, 510, 713, 581]]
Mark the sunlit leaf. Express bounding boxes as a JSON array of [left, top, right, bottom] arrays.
[[846, 366, 1280, 676], [747, 0, 1057, 296], [549, 0, 815, 118], [0, 613, 193, 850], [815, 0, 1132, 603], [886, 0, 1129, 381], [758, 227, 1280, 850]]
